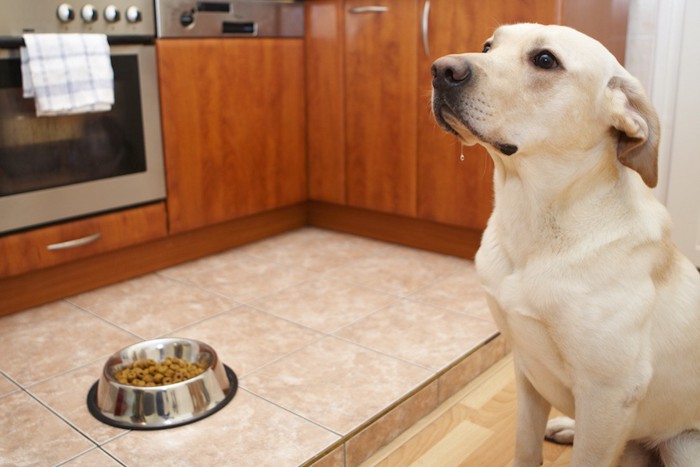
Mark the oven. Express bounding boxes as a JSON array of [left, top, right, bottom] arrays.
[[0, 0, 165, 234]]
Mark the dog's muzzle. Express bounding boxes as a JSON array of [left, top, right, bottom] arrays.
[[431, 55, 518, 157], [430, 55, 474, 139]]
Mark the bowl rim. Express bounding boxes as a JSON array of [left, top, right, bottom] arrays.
[[103, 337, 218, 388]]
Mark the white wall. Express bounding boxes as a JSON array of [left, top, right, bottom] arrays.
[[625, 0, 685, 204], [626, 0, 700, 266], [663, 0, 700, 266]]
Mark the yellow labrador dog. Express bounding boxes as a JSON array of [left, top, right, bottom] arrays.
[[431, 24, 700, 466]]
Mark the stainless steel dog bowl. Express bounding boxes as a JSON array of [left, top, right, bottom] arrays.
[[87, 338, 237, 430]]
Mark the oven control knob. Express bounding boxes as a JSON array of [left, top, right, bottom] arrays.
[[104, 5, 120, 23], [81, 4, 98, 22], [180, 10, 195, 27], [57, 3, 75, 22], [125, 6, 142, 23]]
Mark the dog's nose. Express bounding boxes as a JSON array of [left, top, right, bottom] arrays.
[[431, 56, 472, 90]]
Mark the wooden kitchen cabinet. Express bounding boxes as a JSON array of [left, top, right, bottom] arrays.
[[157, 38, 306, 234], [308, 0, 560, 224], [306, 0, 346, 205], [0, 202, 167, 277], [307, 0, 419, 216], [344, 0, 419, 216], [308, 0, 628, 231]]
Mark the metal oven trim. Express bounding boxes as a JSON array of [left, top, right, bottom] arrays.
[[0, 44, 166, 234]]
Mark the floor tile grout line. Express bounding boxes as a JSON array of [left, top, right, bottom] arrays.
[[398, 294, 498, 327], [158, 248, 324, 282], [153, 303, 247, 340], [94, 433, 132, 466], [68, 290, 246, 342], [241, 302, 337, 336], [317, 264, 473, 300], [403, 293, 492, 316], [21, 381, 138, 467], [235, 330, 330, 380], [5, 352, 107, 391], [158, 263, 327, 306], [55, 444, 127, 467], [65, 274, 246, 329], [241, 288, 403, 339], [51, 447, 97, 467], [19, 347, 138, 393], [12, 384, 105, 455], [237, 386, 345, 438], [130, 270, 249, 305], [328, 332, 448, 374], [0, 369, 23, 398], [236, 298, 443, 380], [237, 298, 496, 384], [326, 297, 499, 371], [236, 333, 441, 435], [61, 299, 148, 341]]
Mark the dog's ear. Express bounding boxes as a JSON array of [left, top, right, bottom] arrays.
[[606, 75, 660, 187]]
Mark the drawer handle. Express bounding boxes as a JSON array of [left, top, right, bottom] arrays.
[[47, 233, 102, 251], [349, 6, 389, 13]]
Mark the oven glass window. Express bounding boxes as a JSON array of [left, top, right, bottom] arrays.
[[0, 55, 147, 196]]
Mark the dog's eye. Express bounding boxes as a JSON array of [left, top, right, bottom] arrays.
[[533, 51, 558, 69], [482, 43, 491, 53]]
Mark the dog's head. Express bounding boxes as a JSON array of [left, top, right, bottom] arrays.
[[431, 23, 659, 187]]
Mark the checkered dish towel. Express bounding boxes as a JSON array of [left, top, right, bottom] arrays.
[[21, 34, 114, 116]]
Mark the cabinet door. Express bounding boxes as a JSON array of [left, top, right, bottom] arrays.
[[158, 39, 306, 234], [416, 0, 559, 229], [306, 0, 346, 205], [344, 0, 419, 217]]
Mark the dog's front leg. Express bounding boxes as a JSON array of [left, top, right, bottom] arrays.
[[513, 360, 551, 467], [569, 385, 640, 467]]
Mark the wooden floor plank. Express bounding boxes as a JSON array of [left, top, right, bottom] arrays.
[[361, 355, 573, 467]]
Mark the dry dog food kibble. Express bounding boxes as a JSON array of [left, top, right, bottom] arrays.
[[114, 357, 206, 386]]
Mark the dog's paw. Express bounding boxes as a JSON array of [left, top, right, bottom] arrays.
[[544, 416, 575, 445]]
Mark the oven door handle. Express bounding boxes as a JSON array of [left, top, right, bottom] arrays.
[[0, 36, 154, 49], [47, 233, 102, 251]]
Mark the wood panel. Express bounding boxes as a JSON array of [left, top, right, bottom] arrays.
[[0, 203, 166, 277], [0, 204, 306, 317], [344, 0, 419, 216], [307, 201, 483, 259], [561, 0, 630, 64], [306, 0, 347, 204], [417, 0, 560, 230], [361, 355, 573, 466], [157, 38, 307, 234]]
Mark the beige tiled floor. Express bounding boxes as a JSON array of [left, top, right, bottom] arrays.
[[0, 227, 500, 466]]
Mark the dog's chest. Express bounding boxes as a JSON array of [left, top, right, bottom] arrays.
[[476, 227, 577, 406], [484, 265, 566, 357]]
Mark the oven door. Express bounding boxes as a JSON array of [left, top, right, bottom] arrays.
[[0, 44, 166, 234]]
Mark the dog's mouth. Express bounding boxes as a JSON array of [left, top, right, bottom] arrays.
[[434, 104, 518, 157]]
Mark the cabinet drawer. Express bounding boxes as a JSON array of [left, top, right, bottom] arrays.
[[0, 203, 167, 277]]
